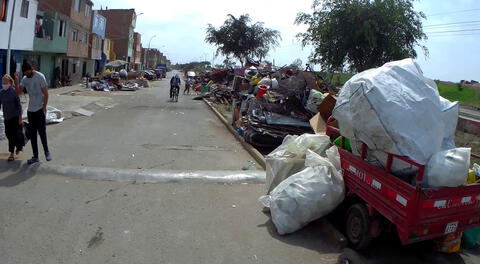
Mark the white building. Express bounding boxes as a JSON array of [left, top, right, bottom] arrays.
[[0, 0, 38, 75]]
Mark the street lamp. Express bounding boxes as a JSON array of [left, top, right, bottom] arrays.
[[6, 0, 17, 75], [144, 35, 156, 69]]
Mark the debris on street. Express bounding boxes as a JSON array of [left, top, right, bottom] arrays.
[[46, 106, 64, 124]]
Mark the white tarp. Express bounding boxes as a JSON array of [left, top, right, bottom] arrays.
[[425, 148, 471, 187], [265, 134, 331, 194], [333, 58, 459, 164], [260, 147, 344, 235]]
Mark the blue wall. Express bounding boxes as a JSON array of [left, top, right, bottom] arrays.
[[92, 11, 106, 38]]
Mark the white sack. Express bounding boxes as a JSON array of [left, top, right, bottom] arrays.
[[260, 150, 345, 235], [46, 106, 64, 124], [265, 134, 331, 194], [425, 148, 470, 187], [306, 90, 326, 114], [333, 58, 458, 164]]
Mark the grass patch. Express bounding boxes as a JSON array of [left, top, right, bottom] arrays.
[[319, 73, 354, 85], [317, 73, 480, 107], [437, 83, 480, 106]]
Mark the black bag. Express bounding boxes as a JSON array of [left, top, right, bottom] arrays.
[[18, 121, 30, 147]]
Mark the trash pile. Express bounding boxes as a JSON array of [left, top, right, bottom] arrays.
[[87, 70, 152, 92], [332, 58, 471, 188], [259, 134, 344, 235], [259, 59, 479, 238], [233, 65, 330, 149]]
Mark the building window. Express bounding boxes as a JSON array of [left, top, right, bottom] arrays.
[[84, 4, 90, 17], [0, 0, 8, 21], [72, 29, 78, 41], [74, 0, 80, 12], [83, 32, 88, 43], [59, 20, 66, 37], [20, 0, 29, 18], [73, 63, 77, 74]]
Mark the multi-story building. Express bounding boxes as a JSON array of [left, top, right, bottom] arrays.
[[0, 0, 38, 76], [133, 32, 142, 70], [67, 0, 94, 82], [90, 10, 106, 74], [103, 37, 114, 61], [142, 48, 167, 69], [38, 0, 94, 84], [23, 8, 70, 87], [98, 8, 137, 69]]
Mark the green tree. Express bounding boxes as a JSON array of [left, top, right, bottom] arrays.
[[296, 0, 427, 73], [206, 14, 281, 66]]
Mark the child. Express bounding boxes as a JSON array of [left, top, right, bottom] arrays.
[[0, 74, 23, 161]]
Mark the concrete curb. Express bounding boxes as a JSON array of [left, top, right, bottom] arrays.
[[35, 164, 266, 184], [202, 98, 266, 169]]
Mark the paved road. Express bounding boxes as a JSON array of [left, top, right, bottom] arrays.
[[0, 72, 479, 263], [2, 72, 255, 170]]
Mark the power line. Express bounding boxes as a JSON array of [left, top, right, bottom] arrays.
[[426, 28, 480, 34], [424, 20, 480, 27], [428, 33, 480, 37], [426, 8, 480, 17]]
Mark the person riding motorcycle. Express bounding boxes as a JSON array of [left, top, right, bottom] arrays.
[[170, 74, 181, 99]]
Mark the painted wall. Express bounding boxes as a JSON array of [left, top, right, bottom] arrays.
[[91, 11, 105, 37], [67, 23, 89, 58], [33, 11, 69, 53], [69, 0, 92, 30], [23, 52, 56, 87], [103, 38, 112, 61], [89, 33, 101, 60], [0, 0, 38, 50]]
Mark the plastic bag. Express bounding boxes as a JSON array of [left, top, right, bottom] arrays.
[[333, 59, 458, 164], [425, 148, 470, 187], [0, 113, 5, 141], [326, 146, 341, 171], [474, 163, 480, 177], [46, 106, 64, 124], [265, 134, 331, 193], [305, 90, 326, 114], [260, 150, 345, 235]]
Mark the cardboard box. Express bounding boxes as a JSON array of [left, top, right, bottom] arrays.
[[317, 93, 337, 122], [310, 113, 326, 134]]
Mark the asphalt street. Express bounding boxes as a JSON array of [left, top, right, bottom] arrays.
[[0, 72, 478, 264]]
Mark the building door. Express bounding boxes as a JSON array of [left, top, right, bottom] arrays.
[[82, 61, 87, 77], [61, 59, 69, 77]]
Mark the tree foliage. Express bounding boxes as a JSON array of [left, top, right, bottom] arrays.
[[296, 0, 427, 72], [173, 61, 211, 72], [206, 14, 281, 66]]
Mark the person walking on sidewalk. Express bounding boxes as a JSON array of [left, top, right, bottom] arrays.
[[14, 62, 52, 165], [0, 74, 24, 161]]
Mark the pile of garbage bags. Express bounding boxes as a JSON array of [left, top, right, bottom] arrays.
[[235, 65, 327, 149], [260, 134, 345, 235], [333, 59, 469, 187]]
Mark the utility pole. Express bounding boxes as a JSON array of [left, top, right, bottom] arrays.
[[144, 35, 156, 69], [6, 0, 17, 75]]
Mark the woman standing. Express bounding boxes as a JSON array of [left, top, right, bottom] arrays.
[[0, 74, 23, 161]]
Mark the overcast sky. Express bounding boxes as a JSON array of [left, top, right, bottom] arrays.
[[92, 0, 479, 82]]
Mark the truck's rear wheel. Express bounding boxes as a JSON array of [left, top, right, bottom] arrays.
[[346, 204, 372, 250]]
